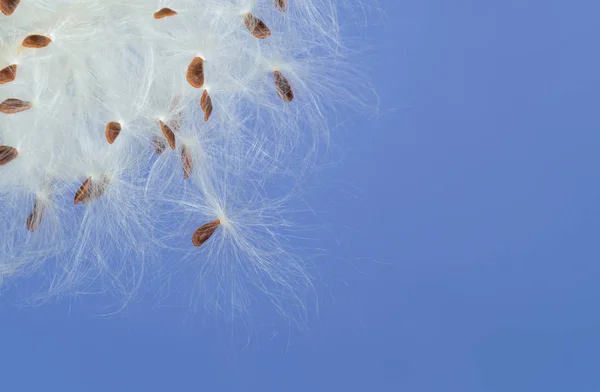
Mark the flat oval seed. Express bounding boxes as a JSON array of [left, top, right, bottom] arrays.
[[275, 0, 288, 12], [181, 145, 193, 179], [22, 35, 52, 48], [186, 57, 204, 88], [0, 145, 18, 166], [0, 98, 32, 114], [200, 90, 213, 122], [26, 200, 44, 232], [154, 8, 177, 19], [0, 64, 17, 84], [274, 71, 294, 102], [74, 177, 108, 204], [153, 136, 167, 155], [244, 13, 271, 39], [159, 120, 176, 150], [105, 121, 122, 144], [192, 219, 221, 247], [0, 0, 19, 15], [74, 178, 92, 204]]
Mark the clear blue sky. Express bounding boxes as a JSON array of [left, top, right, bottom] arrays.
[[2, 1, 599, 391]]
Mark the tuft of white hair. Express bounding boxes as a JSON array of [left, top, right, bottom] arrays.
[[0, 0, 372, 320]]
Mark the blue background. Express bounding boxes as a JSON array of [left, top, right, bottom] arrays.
[[2, 1, 600, 391]]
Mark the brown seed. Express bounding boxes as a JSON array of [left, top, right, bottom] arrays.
[[0, 0, 19, 16], [244, 13, 271, 39], [159, 120, 176, 150], [192, 219, 221, 247], [105, 121, 122, 144], [0, 64, 17, 84], [154, 7, 177, 19], [26, 200, 44, 232], [181, 145, 193, 179], [74, 178, 92, 204], [74, 177, 108, 205], [186, 57, 204, 89], [200, 89, 213, 122], [0, 145, 18, 166], [275, 0, 288, 12], [0, 98, 32, 114], [274, 71, 294, 102], [22, 35, 52, 49], [153, 136, 167, 155]]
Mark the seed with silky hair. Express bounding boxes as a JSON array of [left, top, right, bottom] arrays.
[[192, 219, 221, 247], [22, 35, 52, 48], [244, 13, 271, 39]]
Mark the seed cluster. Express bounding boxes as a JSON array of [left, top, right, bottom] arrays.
[[0, 0, 296, 248]]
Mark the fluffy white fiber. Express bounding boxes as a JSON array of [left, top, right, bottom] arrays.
[[0, 0, 368, 319]]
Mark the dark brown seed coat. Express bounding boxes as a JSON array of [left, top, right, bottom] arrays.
[[192, 219, 221, 247], [159, 120, 176, 150], [200, 90, 213, 122], [0, 145, 18, 166], [22, 35, 52, 48]]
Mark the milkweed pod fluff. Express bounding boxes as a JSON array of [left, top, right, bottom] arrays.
[[0, 0, 374, 319]]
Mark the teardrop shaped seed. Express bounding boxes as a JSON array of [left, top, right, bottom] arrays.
[[154, 8, 177, 19], [22, 35, 52, 48], [74, 177, 108, 204], [0, 98, 32, 114], [274, 71, 294, 102], [74, 178, 92, 204], [244, 13, 271, 39], [0, 145, 18, 166], [0, 0, 19, 16], [181, 145, 193, 179], [186, 57, 204, 88], [192, 219, 221, 247], [158, 120, 176, 150], [26, 200, 44, 232], [0, 64, 17, 84], [153, 136, 167, 155], [275, 0, 288, 12], [200, 90, 213, 122], [105, 121, 122, 144]]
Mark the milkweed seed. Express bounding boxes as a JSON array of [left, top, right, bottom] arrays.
[[26, 200, 44, 232], [0, 64, 17, 84], [159, 120, 176, 150], [186, 57, 204, 88], [0, 0, 19, 16], [274, 71, 294, 102], [181, 145, 193, 179], [192, 219, 221, 247], [105, 121, 122, 144], [0, 98, 32, 114], [22, 34, 52, 48], [275, 0, 288, 12], [200, 89, 213, 122], [244, 13, 271, 39], [154, 8, 177, 19], [74, 177, 109, 204], [0, 145, 18, 166]]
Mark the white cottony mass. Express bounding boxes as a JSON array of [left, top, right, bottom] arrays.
[[0, 0, 369, 320]]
